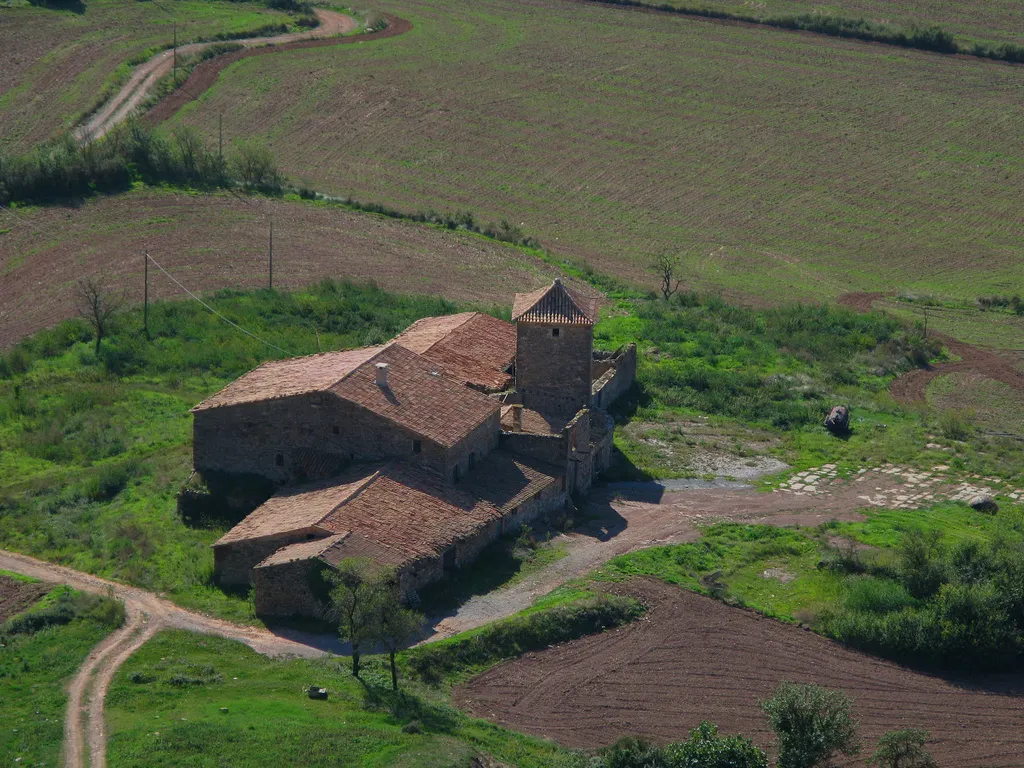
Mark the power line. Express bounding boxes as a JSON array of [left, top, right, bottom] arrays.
[[145, 253, 289, 355]]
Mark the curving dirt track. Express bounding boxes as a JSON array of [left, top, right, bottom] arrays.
[[457, 579, 1024, 766], [73, 9, 359, 142], [837, 293, 1024, 404], [143, 14, 412, 128], [0, 549, 325, 768]]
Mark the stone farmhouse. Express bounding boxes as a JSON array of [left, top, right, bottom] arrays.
[[192, 280, 636, 617]]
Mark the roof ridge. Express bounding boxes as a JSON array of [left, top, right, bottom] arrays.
[[315, 468, 384, 528]]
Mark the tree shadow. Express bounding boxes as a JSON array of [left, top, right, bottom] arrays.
[[29, 0, 86, 13]]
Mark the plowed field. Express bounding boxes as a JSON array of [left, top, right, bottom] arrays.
[[0, 574, 49, 622], [158, 0, 1024, 304], [456, 580, 1024, 766], [0, 0, 291, 150], [0, 189, 557, 348]]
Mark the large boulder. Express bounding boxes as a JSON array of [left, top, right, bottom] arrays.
[[824, 405, 851, 434], [969, 495, 999, 514]]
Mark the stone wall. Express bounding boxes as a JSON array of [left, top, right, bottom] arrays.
[[194, 393, 446, 484], [516, 322, 593, 419], [253, 560, 329, 618], [500, 430, 567, 466], [215, 526, 326, 587], [446, 412, 501, 483], [591, 344, 637, 410]]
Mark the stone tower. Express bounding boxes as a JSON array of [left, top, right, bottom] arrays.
[[512, 279, 599, 419]]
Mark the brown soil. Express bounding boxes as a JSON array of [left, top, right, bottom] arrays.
[[0, 574, 50, 622], [836, 291, 889, 312], [0, 188, 558, 350], [456, 579, 1024, 766], [143, 15, 412, 128], [891, 331, 1024, 404]]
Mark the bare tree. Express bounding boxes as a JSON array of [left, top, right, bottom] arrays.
[[650, 253, 683, 300], [75, 276, 125, 355]]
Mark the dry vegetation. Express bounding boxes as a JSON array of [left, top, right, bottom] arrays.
[[0, 188, 558, 347]]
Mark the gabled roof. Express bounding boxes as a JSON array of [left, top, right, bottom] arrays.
[[213, 469, 380, 546], [512, 279, 600, 325], [236, 452, 562, 573], [392, 312, 516, 392], [192, 347, 383, 412], [330, 344, 499, 448]]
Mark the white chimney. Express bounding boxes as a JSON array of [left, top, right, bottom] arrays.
[[375, 362, 389, 387]]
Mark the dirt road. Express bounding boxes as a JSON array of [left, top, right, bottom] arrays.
[[0, 549, 325, 768], [73, 9, 357, 142], [425, 463, 961, 639], [837, 292, 1024, 404]]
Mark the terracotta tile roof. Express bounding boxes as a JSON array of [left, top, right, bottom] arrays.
[[224, 453, 561, 572], [458, 451, 562, 513], [331, 344, 499, 448], [193, 347, 383, 411], [318, 463, 503, 562], [254, 533, 347, 568], [393, 312, 516, 392], [512, 279, 600, 325], [500, 406, 567, 436], [213, 469, 380, 546]]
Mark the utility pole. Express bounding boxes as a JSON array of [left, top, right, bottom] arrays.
[[218, 114, 223, 166], [269, 220, 274, 290], [173, 21, 178, 85], [144, 251, 150, 338]]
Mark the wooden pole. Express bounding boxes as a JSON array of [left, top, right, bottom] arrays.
[[173, 22, 177, 85], [269, 220, 274, 290], [218, 114, 223, 166], [144, 251, 149, 338]]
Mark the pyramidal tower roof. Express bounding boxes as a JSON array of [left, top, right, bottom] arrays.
[[511, 278, 600, 325]]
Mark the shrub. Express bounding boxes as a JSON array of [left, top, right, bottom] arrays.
[[664, 721, 768, 768], [842, 577, 916, 615], [760, 682, 859, 768], [898, 530, 947, 600], [600, 737, 669, 768], [938, 409, 973, 441], [406, 594, 644, 682], [868, 729, 937, 768], [0, 588, 124, 636], [231, 141, 283, 190]]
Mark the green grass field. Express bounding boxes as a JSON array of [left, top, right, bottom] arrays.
[[0, 0, 293, 149], [160, 0, 1024, 306], [106, 629, 588, 767], [1, 583, 124, 766], [622, 0, 1024, 46]]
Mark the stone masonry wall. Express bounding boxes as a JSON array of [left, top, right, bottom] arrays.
[[591, 344, 637, 410], [445, 412, 501, 483], [215, 526, 327, 587], [253, 560, 328, 618], [194, 393, 446, 484], [516, 322, 593, 419]]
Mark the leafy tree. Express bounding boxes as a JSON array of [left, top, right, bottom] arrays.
[[375, 574, 423, 691], [326, 559, 385, 678], [599, 736, 668, 768], [868, 729, 937, 768], [898, 530, 947, 600], [231, 141, 282, 189], [75, 276, 124, 355], [759, 682, 859, 768], [664, 721, 768, 768]]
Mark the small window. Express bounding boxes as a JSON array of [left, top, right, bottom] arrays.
[[468, 452, 476, 470], [306, 533, 316, 540], [413, 440, 422, 454], [552, 327, 560, 337], [275, 453, 284, 467], [453, 466, 461, 482], [332, 425, 340, 435]]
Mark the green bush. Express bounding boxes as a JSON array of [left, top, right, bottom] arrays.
[[664, 721, 768, 768], [868, 729, 937, 768], [760, 682, 859, 768], [1, 587, 124, 636]]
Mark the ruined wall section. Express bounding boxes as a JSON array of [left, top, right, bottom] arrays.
[[591, 344, 637, 410]]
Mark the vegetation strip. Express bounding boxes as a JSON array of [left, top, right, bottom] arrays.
[[567, 0, 1024, 63]]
